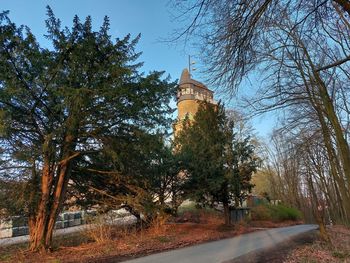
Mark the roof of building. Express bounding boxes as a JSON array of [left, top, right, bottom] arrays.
[[179, 68, 213, 92]]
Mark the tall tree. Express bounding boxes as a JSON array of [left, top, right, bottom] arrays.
[[175, 102, 258, 224], [0, 8, 175, 251], [266, 130, 334, 238]]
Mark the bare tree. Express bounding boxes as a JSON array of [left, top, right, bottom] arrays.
[[172, 0, 350, 227], [172, 0, 350, 90]]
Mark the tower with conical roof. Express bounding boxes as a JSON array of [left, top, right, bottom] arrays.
[[174, 69, 217, 136]]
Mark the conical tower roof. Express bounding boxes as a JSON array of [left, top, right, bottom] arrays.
[[179, 68, 211, 91], [179, 68, 191, 84]]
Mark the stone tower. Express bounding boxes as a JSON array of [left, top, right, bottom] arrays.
[[174, 68, 216, 136]]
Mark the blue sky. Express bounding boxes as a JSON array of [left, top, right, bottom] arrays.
[[1, 0, 190, 80], [1, 0, 277, 138]]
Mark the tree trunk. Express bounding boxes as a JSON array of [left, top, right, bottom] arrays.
[[29, 161, 72, 251], [333, 0, 350, 16], [319, 84, 350, 185], [296, 43, 350, 224], [306, 168, 331, 243], [315, 210, 331, 243], [45, 159, 73, 248], [316, 110, 350, 223], [304, 46, 350, 192], [159, 192, 165, 206], [29, 157, 54, 251], [29, 133, 77, 251], [223, 201, 231, 225]]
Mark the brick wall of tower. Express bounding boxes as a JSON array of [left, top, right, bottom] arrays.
[[178, 100, 200, 120], [174, 99, 200, 137]]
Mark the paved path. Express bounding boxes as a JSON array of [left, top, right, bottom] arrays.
[[123, 224, 318, 263]]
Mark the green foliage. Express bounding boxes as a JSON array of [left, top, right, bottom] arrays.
[[71, 132, 182, 223], [177, 202, 197, 214], [270, 204, 302, 221], [0, 180, 28, 217], [177, 201, 216, 215], [0, 6, 176, 224], [155, 236, 172, 243], [175, 102, 227, 204], [251, 204, 302, 222], [332, 251, 350, 259], [175, 102, 258, 209]]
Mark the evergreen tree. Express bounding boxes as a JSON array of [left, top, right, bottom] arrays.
[[71, 132, 182, 224], [175, 102, 258, 224], [0, 7, 175, 251]]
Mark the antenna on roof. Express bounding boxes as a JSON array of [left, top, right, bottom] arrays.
[[188, 55, 196, 77]]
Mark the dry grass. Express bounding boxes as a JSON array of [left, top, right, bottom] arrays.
[[0, 210, 243, 262], [0, 210, 302, 263], [84, 215, 114, 244], [146, 213, 170, 236], [0, 231, 91, 262], [284, 225, 350, 263]]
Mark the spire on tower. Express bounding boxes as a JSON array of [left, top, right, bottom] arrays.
[[180, 68, 190, 84]]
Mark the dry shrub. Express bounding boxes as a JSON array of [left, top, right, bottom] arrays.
[[235, 220, 250, 234], [175, 211, 201, 223], [84, 214, 113, 244], [146, 213, 170, 236], [114, 224, 133, 240], [251, 205, 272, 221], [199, 210, 222, 224], [175, 207, 221, 224]]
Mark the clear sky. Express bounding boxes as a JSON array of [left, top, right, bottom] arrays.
[[1, 0, 277, 138]]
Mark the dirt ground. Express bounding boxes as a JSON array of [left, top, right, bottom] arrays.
[[0, 212, 304, 263], [225, 231, 318, 263], [227, 225, 350, 263], [284, 225, 350, 263]]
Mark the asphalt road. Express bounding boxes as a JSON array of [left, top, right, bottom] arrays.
[[122, 224, 318, 263]]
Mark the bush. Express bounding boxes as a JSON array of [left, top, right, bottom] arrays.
[[146, 213, 170, 235], [270, 204, 302, 221], [177, 201, 198, 215], [84, 213, 113, 243], [251, 204, 302, 222], [251, 205, 272, 221], [175, 202, 221, 224]]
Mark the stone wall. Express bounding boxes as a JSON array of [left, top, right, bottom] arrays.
[[0, 211, 88, 239]]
